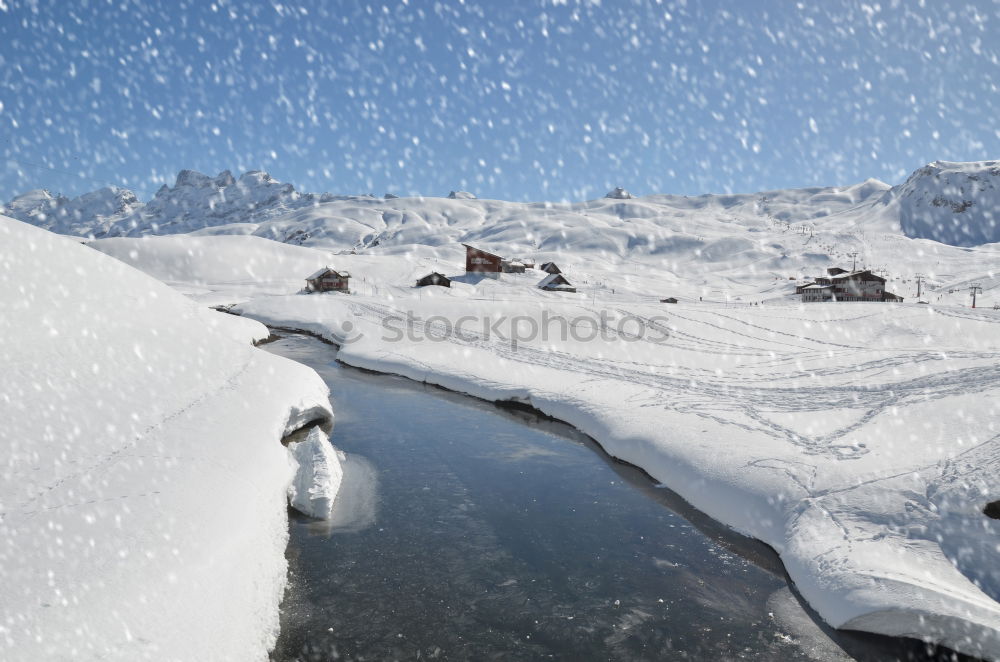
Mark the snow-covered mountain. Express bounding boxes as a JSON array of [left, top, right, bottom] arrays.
[[3, 159, 999, 315], [891, 160, 1000, 246], [0, 167, 899, 249], [8, 160, 1000, 310], [3, 186, 143, 236], [1, 169, 342, 239], [135, 169, 327, 235], [5, 160, 999, 250]]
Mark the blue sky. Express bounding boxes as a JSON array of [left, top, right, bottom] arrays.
[[2, 0, 999, 202]]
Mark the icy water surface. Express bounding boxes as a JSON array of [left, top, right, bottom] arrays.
[[264, 335, 943, 661]]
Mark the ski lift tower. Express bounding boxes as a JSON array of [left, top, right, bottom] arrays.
[[970, 283, 983, 309]]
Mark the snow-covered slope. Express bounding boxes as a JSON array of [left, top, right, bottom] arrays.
[[894, 160, 1000, 246], [88, 170, 1000, 313], [0, 216, 333, 661], [89, 234, 336, 303]]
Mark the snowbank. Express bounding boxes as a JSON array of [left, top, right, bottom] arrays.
[[287, 427, 345, 520], [0, 216, 333, 661]]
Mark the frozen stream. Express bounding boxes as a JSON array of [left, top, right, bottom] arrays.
[[264, 334, 941, 661]]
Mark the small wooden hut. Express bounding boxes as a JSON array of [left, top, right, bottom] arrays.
[[538, 273, 576, 293], [415, 272, 452, 288], [501, 260, 526, 274], [305, 267, 350, 293]]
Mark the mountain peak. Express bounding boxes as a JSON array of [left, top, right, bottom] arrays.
[[605, 187, 633, 199], [173, 169, 242, 189], [239, 170, 275, 184], [174, 169, 215, 188], [215, 170, 236, 188], [6, 189, 60, 213]]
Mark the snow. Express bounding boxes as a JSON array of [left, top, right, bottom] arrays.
[[13, 160, 1000, 658], [0, 216, 334, 661], [88, 234, 337, 306], [894, 160, 1000, 246], [287, 427, 345, 520]]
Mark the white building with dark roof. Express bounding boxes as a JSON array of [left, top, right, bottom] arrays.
[[801, 284, 834, 302], [799, 268, 902, 302]]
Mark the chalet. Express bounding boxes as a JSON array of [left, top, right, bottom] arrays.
[[540, 262, 562, 274], [538, 273, 576, 293], [415, 272, 451, 288], [305, 267, 350, 293], [520, 259, 535, 269], [799, 268, 902, 302], [501, 259, 526, 274], [796, 266, 850, 293], [801, 284, 834, 302], [660, 297, 679, 304], [463, 244, 502, 276], [830, 270, 890, 301]]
